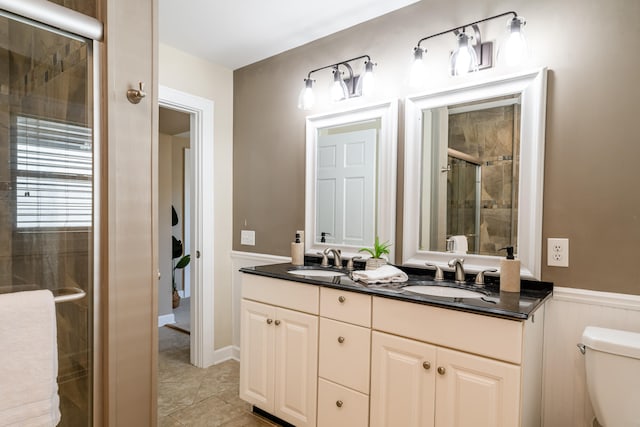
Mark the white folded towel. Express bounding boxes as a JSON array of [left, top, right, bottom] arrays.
[[0, 290, 61, 427], [352, 265, 409, 284]]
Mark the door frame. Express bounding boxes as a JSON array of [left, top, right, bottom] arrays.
[[159, 85, 215, 367]]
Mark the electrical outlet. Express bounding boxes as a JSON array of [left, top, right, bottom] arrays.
[[547, 238, 569, 267], [241, 230, 255, 246]]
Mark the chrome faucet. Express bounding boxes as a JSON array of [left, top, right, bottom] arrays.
[[448, 258, 466, 284], [324, 248, 342, 268]]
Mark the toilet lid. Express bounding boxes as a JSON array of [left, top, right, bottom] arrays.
[[582, 326, 640, 359]]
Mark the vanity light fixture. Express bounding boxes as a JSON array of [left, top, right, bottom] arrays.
[[498, 15, 528, 66], [450, 30, 479, 76], [410, 11, 527, 87], [297, 55, 376, 110], [330, 66, 349, 102]]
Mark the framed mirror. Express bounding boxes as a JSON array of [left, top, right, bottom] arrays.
[[305, 100, 398, 260], [403, 68, 547, 279]]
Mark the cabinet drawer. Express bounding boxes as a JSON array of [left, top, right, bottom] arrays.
[[317, 378, 369, 427], [320, 287, 371, 327], [242, 274, 319, 314], [372, 297, 523, 364], [319, 317, 371, 394]]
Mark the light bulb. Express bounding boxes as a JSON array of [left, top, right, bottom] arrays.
[[297, 78, 315, 110], [330, 68, 349, 102], [450, 32, 478, 76], [409, 47, 427, 88], [499, 16, 528, 66], [359, 61, 375, 97]]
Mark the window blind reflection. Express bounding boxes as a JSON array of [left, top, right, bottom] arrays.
[[15, 115, 92, 228]]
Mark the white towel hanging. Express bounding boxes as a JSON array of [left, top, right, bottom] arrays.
[[0, 290, 61, 426]]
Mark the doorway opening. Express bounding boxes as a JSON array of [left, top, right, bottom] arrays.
[[158, 86, 215, 368], [159, 106, 192, 335]]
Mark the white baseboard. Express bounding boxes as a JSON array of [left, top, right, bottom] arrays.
[[158, 313, 175, 327], [213, 345, 240, 364]]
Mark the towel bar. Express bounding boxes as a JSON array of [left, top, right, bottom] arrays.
[[53, 287, 86, 303], [0, 287, 86, 303]]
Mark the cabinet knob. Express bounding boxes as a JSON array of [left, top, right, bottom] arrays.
[[338, 296, 346, 303], [336, 400, 343, 408], [266, 319, 273, 325], [437, 366, 446, 375], [337, 336, 345, 344], [274, 320, 281, 326], [423, 361, 431, 370]]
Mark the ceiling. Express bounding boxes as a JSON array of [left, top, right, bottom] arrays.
[[158, 0, 420, 70], [159, 107, 190, 136]]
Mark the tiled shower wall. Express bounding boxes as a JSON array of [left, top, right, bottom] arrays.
[[448, 103, 520, 255]]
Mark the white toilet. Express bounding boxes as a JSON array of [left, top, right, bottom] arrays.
[[581, 326, 640, 426]]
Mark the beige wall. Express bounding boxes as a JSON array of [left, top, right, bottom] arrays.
[[159, 44, 234, 349], [233, 0, 640, 295]]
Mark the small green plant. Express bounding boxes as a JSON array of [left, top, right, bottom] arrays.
[[359, 236, 391, 259]]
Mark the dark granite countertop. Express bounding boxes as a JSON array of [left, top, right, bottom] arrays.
[[239, 261, 553, 321]]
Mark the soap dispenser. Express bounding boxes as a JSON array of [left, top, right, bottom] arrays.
[[500, 246, 520, 293], [291, 233, 304, 266]]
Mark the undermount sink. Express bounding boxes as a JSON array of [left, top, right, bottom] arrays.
[[402, 285, 485, 299], [287, 268, 346, 278]]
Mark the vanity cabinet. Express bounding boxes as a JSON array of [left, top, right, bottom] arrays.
[[239, 275, 319, 427], [317, 288, 372, 427], [239, 271, 546, 427], [370, 296, 544, 427]]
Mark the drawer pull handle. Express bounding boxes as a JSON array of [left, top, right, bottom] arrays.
[[336, 400, 343, 408], [274, 320, 281, 326], [266, 319, 273, 325], [437, 366, 446, 375], [337, 336, 345, 344], [423, 361, 431, 370], [338, 296, 346, 303]]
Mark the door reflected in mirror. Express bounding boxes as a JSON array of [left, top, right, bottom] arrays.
[[305, 101, 398, 260], [316, 120, 379, 247], [421, 95, 521, 256]]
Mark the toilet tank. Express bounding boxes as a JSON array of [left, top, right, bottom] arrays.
[[582, 326, 640, 426]]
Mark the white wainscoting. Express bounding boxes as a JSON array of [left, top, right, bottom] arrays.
[[230, 251, 291, 354], [542, 287, 640, 427]]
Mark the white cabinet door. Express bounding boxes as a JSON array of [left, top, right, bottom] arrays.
[[274, 306, 318, 427], [435, 347, 521, 427], [370, 331, 436, 427], [239, 299, 275, 410]]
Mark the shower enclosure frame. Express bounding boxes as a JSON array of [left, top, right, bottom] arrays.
[[0, 1, 103, 425]]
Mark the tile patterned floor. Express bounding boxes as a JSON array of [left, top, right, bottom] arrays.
[[158, 327, 278, 427]]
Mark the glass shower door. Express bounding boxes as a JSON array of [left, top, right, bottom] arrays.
[[0, 11, 94, 426]]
